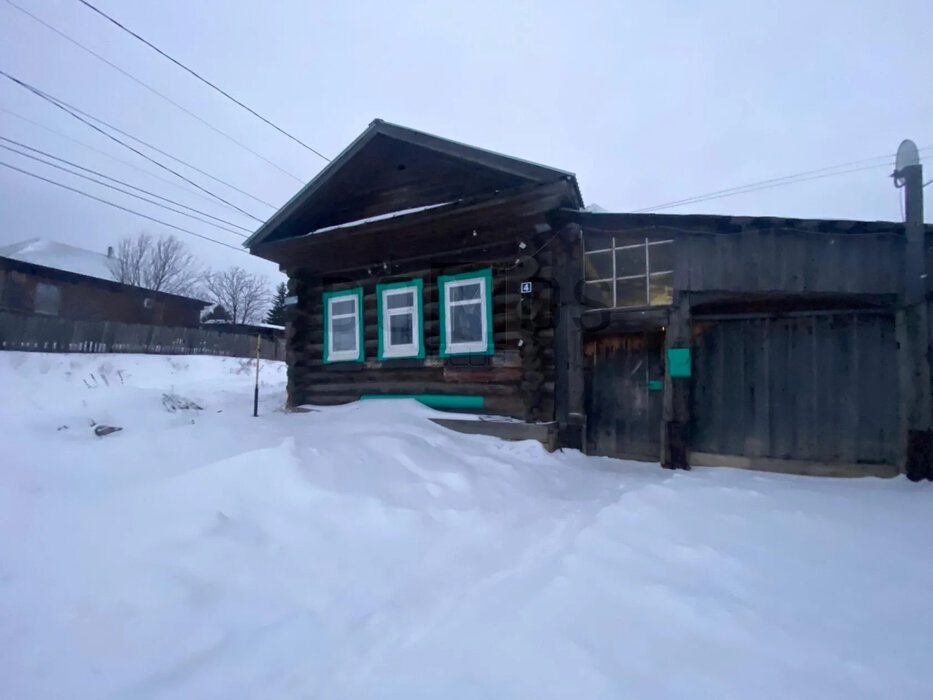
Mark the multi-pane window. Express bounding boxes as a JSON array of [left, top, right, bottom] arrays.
[[377, 279, 423, 360], [439, 269, 493, 356], [34, 282, 61, 315], [323, 288, 363, 362], [583, 235, 674, 308]]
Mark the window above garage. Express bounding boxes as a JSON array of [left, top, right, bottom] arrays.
[[582, 233, 674, 308]]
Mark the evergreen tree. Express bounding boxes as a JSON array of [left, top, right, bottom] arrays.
[[265, 282, 288, 325]]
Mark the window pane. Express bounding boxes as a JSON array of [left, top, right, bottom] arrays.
[[613, 233, 643, 248], [35, 283, 60, 315], [583, 231, 613, 252], [648, 241, 674, 273], [386, 290, 414, 309], [450, 281, 481, 302], [649, 272, 673, 306], [389, 313, 413, 345], [332, 316, 357, 351], [451, 301, 482, 343], [582, 280, 613, 308], [584, 251, 612, 281], [615, 246, 646, 278], [331, 298, 355, 315], [616, 276, 647, 307]]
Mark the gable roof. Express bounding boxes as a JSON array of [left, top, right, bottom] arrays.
[[0, 238, 115, 282], [245, 119, 583, 249]]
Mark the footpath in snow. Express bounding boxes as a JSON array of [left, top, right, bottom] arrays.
[[1, 352, 931, 699]]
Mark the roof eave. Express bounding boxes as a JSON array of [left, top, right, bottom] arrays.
[[245, 119, 583, 249]]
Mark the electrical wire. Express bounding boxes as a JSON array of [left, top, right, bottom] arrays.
[[0, 136, 252, 232], [2, 0, 305, 184], [0, 140, 250, 237], [0, 158, 247, 252], [0, 69, 268, 222], [0, 104, 254, 209], [75, 0, 331, 163], [636, 147, 931, 213]]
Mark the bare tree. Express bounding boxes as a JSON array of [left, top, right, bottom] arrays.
[[109, 232, 200, 296], [204, 266, 271, 324]]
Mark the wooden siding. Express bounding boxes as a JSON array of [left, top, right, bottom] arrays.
[[0, 259, 204, 327], [677, 229, 904, 295], [691, 312, 899, 465]]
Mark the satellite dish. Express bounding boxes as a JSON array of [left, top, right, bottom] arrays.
[[896, 139, 920, 172], [893, 139, 920, 187]]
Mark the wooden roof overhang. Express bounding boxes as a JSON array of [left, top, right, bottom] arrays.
[[246, 119, 582, 260], [253, 180, 577, 275]]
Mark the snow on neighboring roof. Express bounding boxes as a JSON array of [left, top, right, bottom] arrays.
[[0, 238, 116, 282], [584, 203, 608, 213]]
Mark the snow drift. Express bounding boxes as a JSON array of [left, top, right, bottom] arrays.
[[1, 352, 931, 699]]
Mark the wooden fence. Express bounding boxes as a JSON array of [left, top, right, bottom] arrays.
[[0, 311, 285, 360]]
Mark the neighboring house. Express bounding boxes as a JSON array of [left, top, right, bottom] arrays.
[[0, 238, 117, 280], [0, 254, 206, 327], [246, 119, 930, 478]]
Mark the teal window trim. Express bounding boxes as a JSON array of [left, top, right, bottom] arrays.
[[322, 287, 364, 363], [438, 268, 494, 357], [376, 278, 424, 360]]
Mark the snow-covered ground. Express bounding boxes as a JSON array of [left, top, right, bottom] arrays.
[[2, 352, 932, 699]]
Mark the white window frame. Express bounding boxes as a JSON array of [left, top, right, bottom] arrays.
[[378, 281, 422, 359], [440, 270, 492, 356], [324, 288, 362, 363]]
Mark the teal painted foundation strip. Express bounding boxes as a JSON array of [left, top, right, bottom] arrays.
[[360, 394, 485, 410]]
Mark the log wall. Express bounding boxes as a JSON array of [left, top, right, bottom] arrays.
[[283, 219, 560, 420]]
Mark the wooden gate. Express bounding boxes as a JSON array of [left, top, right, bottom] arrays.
[[584, 332, 664, 460], [691, 312, 898, 465]]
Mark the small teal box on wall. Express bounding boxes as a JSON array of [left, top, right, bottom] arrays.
[[667, 348, 691, 378]]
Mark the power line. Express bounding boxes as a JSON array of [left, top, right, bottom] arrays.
[[0, 136, 252, 233], [2, 0, 305, 184], [636, 147, 932, 213], [0, 139, 250, 236], [0, 158, 246, 252], [75, 0, 331, 163], [0, 104, 255, 209], [46, 89, 279, 211], [0, 69, 268, 222]]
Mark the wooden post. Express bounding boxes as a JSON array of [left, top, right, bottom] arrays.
[[662, 296, 691, 469], [896, 155, 932, 480], [253, 333, 261, 417], [553, 223, 585, 449]]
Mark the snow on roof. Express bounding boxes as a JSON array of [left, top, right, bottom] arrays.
[[304, 201, 455, 237], [0, 238, 116, 282]]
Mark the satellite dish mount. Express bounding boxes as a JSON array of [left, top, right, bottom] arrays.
[[893, 139, 921, 188]]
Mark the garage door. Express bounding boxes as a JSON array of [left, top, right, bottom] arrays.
[[691, 312, 898, 465]]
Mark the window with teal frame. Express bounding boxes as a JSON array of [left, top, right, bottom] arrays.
[[377, 279, 424, 360], [323, 287, 363, 363], [438, 268, 494, 357]]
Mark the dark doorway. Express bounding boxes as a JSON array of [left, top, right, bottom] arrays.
[[584, 331, 664, 461]]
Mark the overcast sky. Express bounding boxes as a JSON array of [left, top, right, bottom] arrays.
[[1, 0, 931, 285]]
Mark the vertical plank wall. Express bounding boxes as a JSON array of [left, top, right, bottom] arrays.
[[691, 312, 898, 465]]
